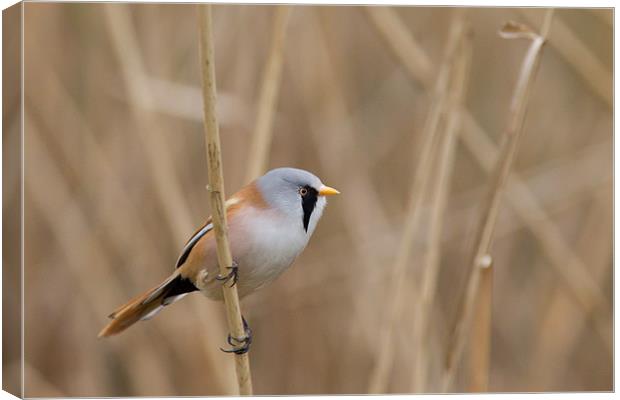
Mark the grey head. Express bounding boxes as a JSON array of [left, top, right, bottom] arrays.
[[256, 167, 338, 235]]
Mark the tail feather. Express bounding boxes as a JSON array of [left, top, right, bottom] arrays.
[[98, 273, 197, 338]]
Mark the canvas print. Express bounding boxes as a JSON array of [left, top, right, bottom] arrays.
[[2, 3, 613, 397]]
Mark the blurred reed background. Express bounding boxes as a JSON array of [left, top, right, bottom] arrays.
[[5, 3, 612, 396]]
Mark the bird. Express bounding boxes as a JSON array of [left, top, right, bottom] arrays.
[[98, 167, 339, 352]]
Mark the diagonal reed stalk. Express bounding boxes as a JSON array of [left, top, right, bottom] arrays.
[[363, 7, 433, 85], [527, 184, 612, 388], [25, 122, 176, 395], [367, 12, 466, 394], [307, 8, 393, 250], [411, 23, 471, 393], [103, 4, 195, 242], [518, 8, 611, 108], [245, 6, 291, 182], [441, 11, 554, 391], [198, 5, 253, 395], [459, 109, 611, 351]]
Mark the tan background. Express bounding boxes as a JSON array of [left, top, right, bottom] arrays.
[[6, 3, 613, 396]]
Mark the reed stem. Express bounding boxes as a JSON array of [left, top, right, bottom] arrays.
[[467, 256, 494, 392], [442, 11, 554, 391], [198, 5, 253, 395]]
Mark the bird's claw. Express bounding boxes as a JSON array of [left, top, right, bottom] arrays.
[[220, 317, 253, 355], [216, 261, 239, 287], [221, 335, 251, 355]]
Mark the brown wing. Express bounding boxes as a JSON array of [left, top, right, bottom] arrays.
[[175, 181, 268, 269]]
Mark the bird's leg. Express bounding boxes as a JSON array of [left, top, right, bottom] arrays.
[[220, 316, 253, 355], [216, 260, 239, 287]]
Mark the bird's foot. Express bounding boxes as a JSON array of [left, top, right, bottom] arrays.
[[220, 316, 252, 355], [215, 260, 239, 287]]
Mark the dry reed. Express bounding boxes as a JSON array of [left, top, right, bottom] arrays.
[[365, 7, 608, 326], [467, 256, 493, 392], [198, 4, 253, 395], [245, 6, 291, 182], [307, 7, 393, 250], [364, 7, 433, 85], [362, 8, 610, 390], [442, 11, 554, 391], [103, 4, 195, 240], [296, 9, 395, 353], [527, 184, 612, 388], [103, 6, 234, 391], [459, 114, 611, 350], [367, 11, 467, 394], [518, 8, 612, 108], [411, 22, 471, 393], [25, 121, 176, 395]]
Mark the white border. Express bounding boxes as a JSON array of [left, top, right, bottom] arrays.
[[0, 2, 615, 400]]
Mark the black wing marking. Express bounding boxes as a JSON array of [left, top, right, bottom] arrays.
[[162, 275, 198, 303], [175, 222, 213, 268], [142, 272, 198, 305]]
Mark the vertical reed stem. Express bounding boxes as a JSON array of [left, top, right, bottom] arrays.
[[198, 5, 253, 395], [467, 256, 493, 392]]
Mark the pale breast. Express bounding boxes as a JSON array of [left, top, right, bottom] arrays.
[[235, 209, 309, 296], [192, 207, 308, 300]]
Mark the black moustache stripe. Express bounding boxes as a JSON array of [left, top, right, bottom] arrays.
[[301, 186, 318, 232]]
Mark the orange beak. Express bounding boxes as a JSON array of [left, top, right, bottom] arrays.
[[318, 185, 340, 196]]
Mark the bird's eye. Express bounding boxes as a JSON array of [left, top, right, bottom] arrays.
[[299, 187, 308, 196]]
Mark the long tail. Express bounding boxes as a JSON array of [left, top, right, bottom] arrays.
[[98, 273, 197, 338]]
